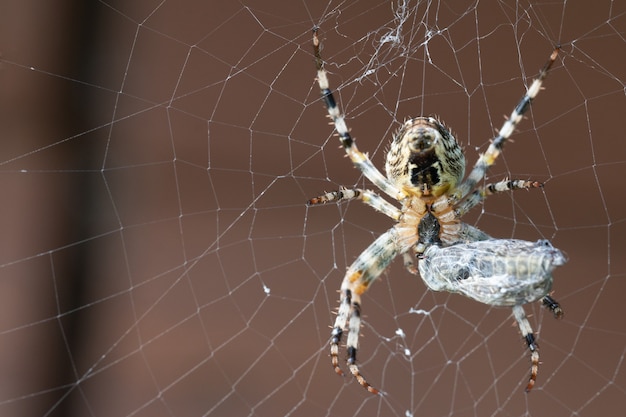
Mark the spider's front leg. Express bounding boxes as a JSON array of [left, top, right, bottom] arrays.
[[512, 305, 540, 392], [331, 228, 403, 394], [513, 295, 564, 392]]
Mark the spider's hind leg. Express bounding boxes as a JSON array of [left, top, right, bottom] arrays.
[[452, 47, 559, 205], [312, 29, 405, 201]]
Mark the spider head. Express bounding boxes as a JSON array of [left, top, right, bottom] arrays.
[[386, 117, 465, 198]]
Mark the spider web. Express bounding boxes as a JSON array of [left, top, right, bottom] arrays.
[[0, 1, 624, 416]]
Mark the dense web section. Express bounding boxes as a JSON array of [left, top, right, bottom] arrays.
[[0, 1, 625, 416]]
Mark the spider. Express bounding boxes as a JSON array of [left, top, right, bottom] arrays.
[[308, 29, 564, 394]]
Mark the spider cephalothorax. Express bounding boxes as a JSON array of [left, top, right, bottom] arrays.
[[309, 29, 564, 394]]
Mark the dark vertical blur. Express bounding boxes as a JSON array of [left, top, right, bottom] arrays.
[[0, 1, 100, 415]]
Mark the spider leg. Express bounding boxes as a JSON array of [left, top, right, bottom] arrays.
[[331, 228, 403, 394], [403, 252, 418, 274], [512, 304, 540, 392], [313, 29, 405, 202], [542, 294, 564, 319], [452, 47, 559, 207], [454, 179, 543, 217], [457, 223, 491, 243], [309, 187, 401, 220], [483, 179, 543, 196]]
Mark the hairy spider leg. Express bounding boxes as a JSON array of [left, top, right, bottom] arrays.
[[542, 294, 564, 319], [454, 179, 544, 217], [308, 187, 401, 220], [452, 48, 559, 205], [512, 305, 541, 392], [313, 29, 406, 202], [330, 228, 403, 394]]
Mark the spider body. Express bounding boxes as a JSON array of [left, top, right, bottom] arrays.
[[309, 29, 563, 394]]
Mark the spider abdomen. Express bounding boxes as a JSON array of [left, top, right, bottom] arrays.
[[386, 117, 465, 197]]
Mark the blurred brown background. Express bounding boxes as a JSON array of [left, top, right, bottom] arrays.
[[0, 1, 624, 416]]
